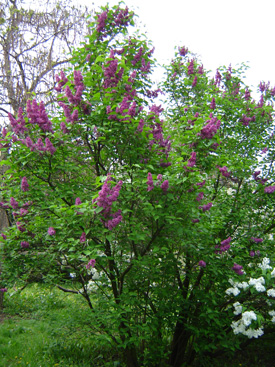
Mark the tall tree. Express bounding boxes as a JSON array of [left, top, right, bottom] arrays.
[[0, 0, 90, 118]]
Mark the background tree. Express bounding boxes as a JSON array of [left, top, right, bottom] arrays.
[[0, 0, 90, 118], [1, 4, 275, 367]]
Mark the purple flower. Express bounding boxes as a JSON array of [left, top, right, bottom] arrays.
[[217, 237, 232, 252], [218, 166, 230, 178], [196, 192, 204, 202], [16, 222, 26, 232], [251, 237, 263, 243], [161, 180, 169, 193], [264, 186, 275, 194], [86, 54, 91, 62], [75, 198, 82, 205], [0, 288, 7, 292], [192, 219, 200, 223], [147, 172, 154, 192], [249, 251, 255, 257], [196, 180, 206, 187], [261, 147, 268, 154], [215, 70, 222, 86], [10, 197, 18, 210], [244, 88, 251, 101], [36, 138, 45, 152], [96, 10, 108, 33], [199, 202, 212, 212], [137, 119, 145, 133], [86, 259, 96, 270], [80, 232, 86, 243], [45, 138, 56, 155], [20, 208, 28, 216], [232, 263, 244, 275], [21, 177, 29, 192], [1, 233, 7, 240], [179, 46, 188, 56], [192, 76, 198, 88], [47, 227, 56, 236], [198, 65, 204, 74], [200, 116, 221, 139], [187, 152, 196, 167], [188, 59, 195, 75], [210, 98, 216, 110], [107, 209, 122, 230], [198, 260, 206, 268], [21, 241, 29, 248]]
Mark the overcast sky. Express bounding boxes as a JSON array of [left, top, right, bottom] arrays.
[[82, 0, 275, 91]]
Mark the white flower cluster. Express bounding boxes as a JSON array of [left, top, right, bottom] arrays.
[[226, 259, 275, 339], [267, 289, 275, 297], [258, 257, 272, 271], [225, 279, 249, 296], [268, 310, 275, 323], [233, 302, 242, 315], [248, 276, 266, 292], [231, 311, 263, 339]]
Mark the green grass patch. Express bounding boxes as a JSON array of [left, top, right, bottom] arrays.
[[0, 285, 121, 367]]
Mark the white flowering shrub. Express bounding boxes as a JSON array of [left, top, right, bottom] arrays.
[[226, 257, 275, 339]]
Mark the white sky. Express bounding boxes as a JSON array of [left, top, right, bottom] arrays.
[[81, 0, 275, 91]]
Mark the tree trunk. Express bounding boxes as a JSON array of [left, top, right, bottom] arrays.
[[169, 321, 194, 367]]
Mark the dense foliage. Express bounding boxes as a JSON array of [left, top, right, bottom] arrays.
[[1, 4, 275, 366]]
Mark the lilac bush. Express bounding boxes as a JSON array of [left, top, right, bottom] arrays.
[[1, 4, 275, 367]]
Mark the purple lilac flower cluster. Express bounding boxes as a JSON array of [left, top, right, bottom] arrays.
[[55, 70, 68, 92], [80, 232, 86, 243], [244, 88, 251, 100], [147, 172, 154, 192], [216, 237, 231, 253], [8, 108, 28, 135], [251, 237, 263, 243], [199, 202, 212, 212], [188, 59, 195, 75], [199, 116, 221, 139], [196, 192, 204, 202], [218, 166, 230, 178], [198, 260, 206, 267], [148, 105, 171, 167], [187, 152, 196, 167], [196, 180, 206, 187], [179, 46, 188, 56], [259, 81, 270, 93], [56, 70, 89, 132], [232, 263, 244, 275], [215, 70, 222, 86], [240, 114, 255, 126], [48, 227, 56, 236], [21, 136, 56, 155], [26, 100, 53, 133], [103, 51, 124, 89], [21, 241, 30, 248], [86, 258, 96, 269], [96, 7, 131, 39], [252, 171, 268, 185], [264, 186, 275, 194], [21, 177, 29, 192], [96, 175, 123, 230], [147, 173, 169, 193]]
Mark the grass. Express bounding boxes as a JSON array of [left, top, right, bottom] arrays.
[[0, 284, 120, 367], [1, 285, 275, 367]]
